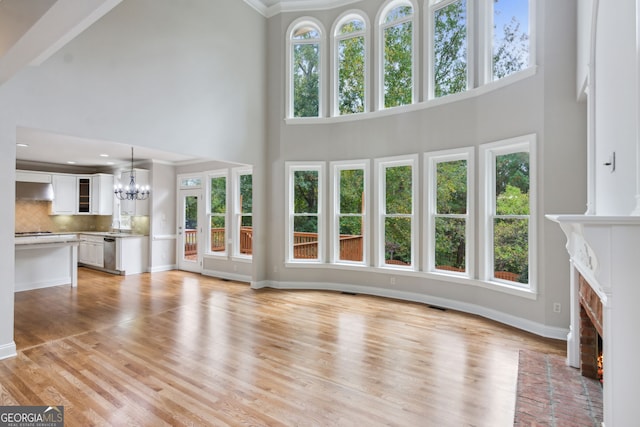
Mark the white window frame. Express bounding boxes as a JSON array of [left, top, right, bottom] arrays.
[[207, 170, 229, 258], [232, 166, 252, 260], [479, 0, 536, 85], [424, 147, 474, 276], [330, 159, 369, 265], [286, 162, 325, 264], [425, 0, 473, 100], [374, 154, 418, 269], [286, 17, 326, 119], [331, 11, 370, 117], [375, 0, 418, 110], [479, 134, 537, 293]]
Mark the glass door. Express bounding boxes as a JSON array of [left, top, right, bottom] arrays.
[[178, 189, 202, 272]]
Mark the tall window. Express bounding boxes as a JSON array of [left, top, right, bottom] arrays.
[[209, 173, 227, 255], [333, 13, 367, 115], [376, 155, 417, 268], [492, 0, 530, 80], [287, 163, 324, 262], [288, 19, 324, 118], [480, 135, 535, 289], [234, 168, 252, 258], [331, 160, 368, 264], [379, 0, 416, 108], [430, 0, 468, 98], [425, 148, 473, 275]]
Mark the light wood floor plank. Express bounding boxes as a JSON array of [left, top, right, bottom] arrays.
[[4, 267, 564, 426]]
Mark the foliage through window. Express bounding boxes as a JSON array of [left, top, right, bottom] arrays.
[[209, 175, 226, 254], [432, 0, 467, 97], [288, 164, 324, 261], [333, 163, 367, 263], [434, 158, 468, 271], [492, 0, 530, 80], [381, 3, 414, 108], [378, 157, 415, 267], [236, 171, 253, 257], [336, 16, 366, 115], [291, 22, 322, 117]]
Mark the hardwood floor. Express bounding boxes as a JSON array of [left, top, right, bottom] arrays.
[[3, 268, 564, 426]]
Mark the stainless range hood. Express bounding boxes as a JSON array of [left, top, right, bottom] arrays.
[[15, 182, 54, 201]]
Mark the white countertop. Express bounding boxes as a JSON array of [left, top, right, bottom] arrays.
[[15, 234, 79, 245]]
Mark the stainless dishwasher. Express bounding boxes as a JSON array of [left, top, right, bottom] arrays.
[[103, 237, 117, 271]]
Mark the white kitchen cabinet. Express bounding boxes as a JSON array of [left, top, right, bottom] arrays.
[[116, 236, 148, 275], [91, 174, 114, 215], [119, 169, 150, 216], [51, 174, 77, 214], [78, 234, 104, 267], [16, 170, 52, 183]]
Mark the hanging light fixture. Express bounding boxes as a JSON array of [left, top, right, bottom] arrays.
[[114, 147, 150, 200]]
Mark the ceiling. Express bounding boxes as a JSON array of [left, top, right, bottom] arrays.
[[2, 0, 355, 167]]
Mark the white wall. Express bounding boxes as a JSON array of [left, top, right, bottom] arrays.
[[263, 0, 587, 335], [594, 0, 639, 215], [149, 162, 177, 272], [0, 0, 267, 358]]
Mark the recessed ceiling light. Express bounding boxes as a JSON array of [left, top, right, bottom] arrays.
[[16, 143, 29, 147], [106, 161, 115, 165], [100, 154, 109, 157], [67, 161, 76, 164]]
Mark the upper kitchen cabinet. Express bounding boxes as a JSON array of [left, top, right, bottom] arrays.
[[91, 174, 114, 215], [51, 173, 114, 215], [119, 169, 150, 216], [51, 174, 77, 214]]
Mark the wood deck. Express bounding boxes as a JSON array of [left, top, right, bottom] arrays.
[[3, 267, 564, 426]]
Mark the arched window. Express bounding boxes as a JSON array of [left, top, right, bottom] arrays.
[[332, 12, 368, 116], [287, 18, 325, 118], [428, 0, 470, 99], [377, 0, 417, 109], [488, 0, 532, 81]]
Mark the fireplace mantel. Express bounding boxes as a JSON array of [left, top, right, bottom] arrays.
[[547, 214, 640, 427]]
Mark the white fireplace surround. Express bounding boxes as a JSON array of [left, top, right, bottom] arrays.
[[547, 215, 640, 427]]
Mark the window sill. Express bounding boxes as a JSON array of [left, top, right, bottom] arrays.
[[283, 261, 537, 299], [284, 66, 537, 125]]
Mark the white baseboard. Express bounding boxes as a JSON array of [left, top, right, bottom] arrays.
[[255, 280, 569, 340], [148, 264, 176, 273], [0, 341, 17, 360], [202, 269, 251, 284]]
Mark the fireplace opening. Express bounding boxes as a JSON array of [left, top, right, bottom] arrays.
[[597, 334, 603, 385]]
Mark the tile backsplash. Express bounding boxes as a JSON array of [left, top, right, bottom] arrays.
[[14, 200, 150, 233]]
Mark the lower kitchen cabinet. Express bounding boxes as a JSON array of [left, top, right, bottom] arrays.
[[116, 236, 148, 275], [78, 234, 104, 268]]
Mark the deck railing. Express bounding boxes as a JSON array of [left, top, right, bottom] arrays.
[[184, 227, 253, 255]]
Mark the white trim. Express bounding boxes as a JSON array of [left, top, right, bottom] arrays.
[[285, 65, 537, 124], [148, 264, 176, 273], [245, 0, 362, 18], [285, 161, 326, 263], [374, 154, 419, 268], [202, 268, 251, 284], [425, 0, 472, 100], [206, 170, 230, 257], [329, 159, 370, 265], [424, 147, 475, 276], [0, 342, 17, 360], [232, 166, 253, 259], [286, 17, 326, 119], [376, 0, 419, 110], [331, 10, 370, 116], [259, 279, 565, 339], [479, 134, 537, 293]]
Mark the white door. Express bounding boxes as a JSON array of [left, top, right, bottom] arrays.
[[177, 189, 202, 272]]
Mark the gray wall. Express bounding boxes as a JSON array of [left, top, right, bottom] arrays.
[[263, 0, 586, 335], [0, 0, 267, 358]]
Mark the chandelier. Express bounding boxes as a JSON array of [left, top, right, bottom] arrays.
[[114, 147, 150, 201]]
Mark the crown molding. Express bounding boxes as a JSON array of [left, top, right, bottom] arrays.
[[244, 0, 362, 18]]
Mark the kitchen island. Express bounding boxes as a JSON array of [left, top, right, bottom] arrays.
[[15, 234, 79, 292]]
